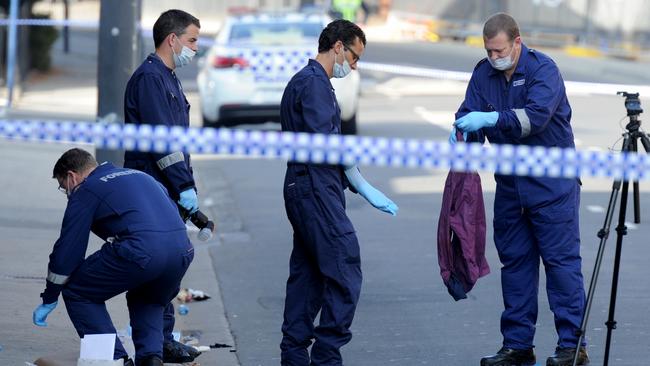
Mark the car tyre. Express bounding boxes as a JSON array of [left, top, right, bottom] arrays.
[[202, 115, 224, 128], [341, 114, 357, 135]]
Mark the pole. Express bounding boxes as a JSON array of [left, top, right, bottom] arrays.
[[96, 0, 141, 165], [63, 0, 70, 53], [5, 0, 19, 109]]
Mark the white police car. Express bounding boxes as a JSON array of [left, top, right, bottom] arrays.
[[196, 11, 361, 134]]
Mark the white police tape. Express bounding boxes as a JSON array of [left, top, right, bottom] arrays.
[[1, 119, 650, 181], [0, 18, 98, 28]]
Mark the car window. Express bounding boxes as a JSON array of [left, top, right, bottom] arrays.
[[229, 22, 322, 45]]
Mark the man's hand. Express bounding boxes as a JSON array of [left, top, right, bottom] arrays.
[[33, 301, 58, 327], [359, 184, 399, 216], [178, 189, 199, 214], [453, 111, 498, 132], [344, 165, 398, 216], [448, 127, 468, 145]]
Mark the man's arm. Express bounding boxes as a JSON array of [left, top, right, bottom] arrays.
[[452, 73, 485, 143], [299, 76, 338, 134], [134, 73, 195, 198], [41, 189, 98, 304]]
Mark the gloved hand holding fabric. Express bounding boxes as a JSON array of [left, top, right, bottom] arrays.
[[33, 301, 58, 327], [453, 111, 498, 132], [344, 165, 398, 216], [448, 127, 468, 145], [178, 188, 199, 214]]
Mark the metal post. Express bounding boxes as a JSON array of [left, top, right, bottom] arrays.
[[5, 0, 19, 109], [63, 0, 70, 53], [96, 0, 141, 165], [584, 0, 594, 44]]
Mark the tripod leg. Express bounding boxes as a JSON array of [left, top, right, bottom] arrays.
[[602, 179, 630, 366], [572, 181, 620, 366], [573, 133, 633, 366]]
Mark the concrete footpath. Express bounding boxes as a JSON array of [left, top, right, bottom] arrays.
[[0, 30, 239, 366]]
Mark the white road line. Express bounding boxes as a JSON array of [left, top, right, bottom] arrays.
[[413, 106, 455, 130]]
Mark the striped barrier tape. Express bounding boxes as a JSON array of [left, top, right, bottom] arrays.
[[1, 119, 649, 181]]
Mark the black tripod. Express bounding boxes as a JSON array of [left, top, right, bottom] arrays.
[[573, 92, 649, 366]]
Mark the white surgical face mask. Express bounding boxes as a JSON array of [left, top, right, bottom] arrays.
[[332, 49, 352, 78], [172, 37, 196, 68], [488, 43, 515, 71]]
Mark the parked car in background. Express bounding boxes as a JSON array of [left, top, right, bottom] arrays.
[[197, 11, 361, 134]]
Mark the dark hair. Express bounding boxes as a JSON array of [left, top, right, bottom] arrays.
[[318, 19, 366, 53], [52, 148, 97, 179], [483, 12, 520, 41], [153, 9, 201, 48]]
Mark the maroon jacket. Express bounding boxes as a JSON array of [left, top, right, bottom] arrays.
[[437, 168, 490, 301]]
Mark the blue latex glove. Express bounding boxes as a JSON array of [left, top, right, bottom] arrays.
[[344, 166, 398, 216], [33, 301, 58, 327], [453, 111, 498, 133], [448, 127, 468, 145], [178, 188, 199, 214]]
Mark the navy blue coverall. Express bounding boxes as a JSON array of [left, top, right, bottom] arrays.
[[123, 53, 195, 342], [280, 59, 362, 366], [41, 163, 193, 362], [456, 44, 586, 349]]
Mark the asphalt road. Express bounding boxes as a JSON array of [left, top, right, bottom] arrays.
[[189, 61, 650, 365], [9, 28, 650, 365]]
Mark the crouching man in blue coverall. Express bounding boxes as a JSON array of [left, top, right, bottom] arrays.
[[33, 148, 194, 366], [280, 19, 398, 366], [449, 13, 589, 366], [123, 9, 202, 363]]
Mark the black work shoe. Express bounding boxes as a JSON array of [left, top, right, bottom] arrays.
[[123, 357, 134, 366], [480, 347, 536, 366], [546, 346, 590, 366], [162, 340, 193, 363], [138, 355, 163, 366], [177, 340, 202, 359]]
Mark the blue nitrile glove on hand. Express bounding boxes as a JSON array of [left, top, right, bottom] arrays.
[[178, 188, 199, 214], [344, 165, 398, 216], [33, 301, 58, 327], [453, 111, 498, 133], [448, 127, 468, 145]]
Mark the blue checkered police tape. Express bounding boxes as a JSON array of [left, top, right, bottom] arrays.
[[1, 119, 650, 181]]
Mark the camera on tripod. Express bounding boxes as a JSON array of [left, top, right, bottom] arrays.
[[617, 91, 643, 117]]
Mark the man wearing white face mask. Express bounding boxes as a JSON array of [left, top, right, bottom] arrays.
[[279, 19, 398, 366], [123, 9, 202, 364], [450, 13, 589, 366]]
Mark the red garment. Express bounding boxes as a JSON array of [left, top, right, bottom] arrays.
[[437, 169, 490, 300]]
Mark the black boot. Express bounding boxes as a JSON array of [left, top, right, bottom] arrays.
[[546, 346, 589, 366], [177, 340, 202, 360], [122, 357, 134, 366], [137, 355, 163, 366], [162, 340, 193, 363], [481, 347, 536, 366]]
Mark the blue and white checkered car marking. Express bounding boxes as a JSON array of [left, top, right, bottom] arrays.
[[2, 119, 650, 181]]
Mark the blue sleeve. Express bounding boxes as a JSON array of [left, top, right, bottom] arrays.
[[300, 77, 336, 134], [455, 73, 485, 143], [496, 61, 564, 139], [135, 73, 195, 196], [42, 188, 100, 303]]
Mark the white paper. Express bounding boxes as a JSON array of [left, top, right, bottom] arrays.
[[79, 333, 116, 360]]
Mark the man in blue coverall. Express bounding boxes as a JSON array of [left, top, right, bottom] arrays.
[[32, 148, 194, 366], [123, 9, 201, 363], [450, 13, 589, 366], [280, 19, 398, 366]]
